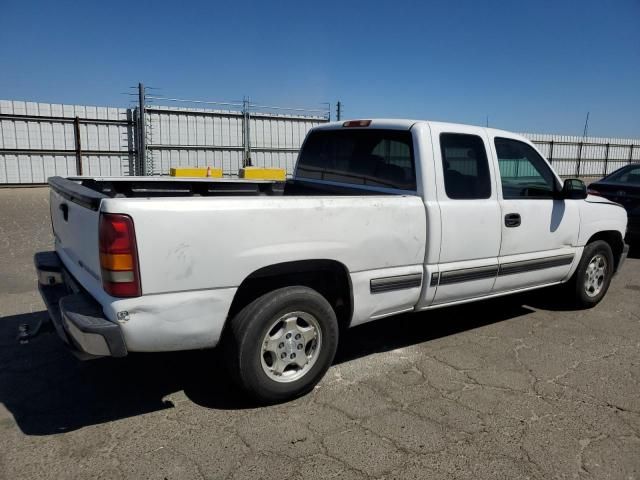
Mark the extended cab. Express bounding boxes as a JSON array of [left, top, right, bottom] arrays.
[[34, 119, 629, 402]]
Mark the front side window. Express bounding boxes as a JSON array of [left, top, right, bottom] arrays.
[[495, 137, 558, 199], [296, 129, 416, 191], [440, 133, 491, 199]]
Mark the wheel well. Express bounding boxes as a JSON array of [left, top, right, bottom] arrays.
[[227, 260, 353, 331], [587, 231, 625, 270]]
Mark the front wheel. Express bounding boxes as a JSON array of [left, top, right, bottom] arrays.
[[224, 286, 339, 403], [569, 240, 614, 308]]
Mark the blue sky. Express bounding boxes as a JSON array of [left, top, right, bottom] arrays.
[[1, 0, 639, 137]]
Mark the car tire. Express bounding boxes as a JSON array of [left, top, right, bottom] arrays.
[[570, 240, 614, 309], [224, 286, 339, 403]]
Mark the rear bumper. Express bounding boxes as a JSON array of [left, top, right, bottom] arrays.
[[34, 251, 127, 359]]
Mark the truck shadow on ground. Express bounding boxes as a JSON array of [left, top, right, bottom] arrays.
[[0, 291, 563, 436]]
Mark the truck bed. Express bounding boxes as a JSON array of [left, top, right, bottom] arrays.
[[47, 173, 427, 350]]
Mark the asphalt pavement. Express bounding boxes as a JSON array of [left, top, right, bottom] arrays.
[[1, 186, 639, 479]]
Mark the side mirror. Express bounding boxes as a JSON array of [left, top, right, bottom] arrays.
[[562, 178, 587, 200]]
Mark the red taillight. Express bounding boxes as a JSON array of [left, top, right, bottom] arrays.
[[99, 213, 141, 297], [343, 120, 371, 127], [586, 187, 602, 196]]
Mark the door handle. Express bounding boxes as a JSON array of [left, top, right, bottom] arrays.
[[504, 213, 521, 227], [59, 203, 69, 221]]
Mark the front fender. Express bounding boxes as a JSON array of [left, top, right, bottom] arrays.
[[578, 200, 627, 246]]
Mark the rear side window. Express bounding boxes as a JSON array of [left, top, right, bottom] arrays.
[[296, 129, 416, 191], [440, 133, 491, 199]]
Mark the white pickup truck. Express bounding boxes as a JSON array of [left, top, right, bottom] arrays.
[[34, 119, 629, 402]]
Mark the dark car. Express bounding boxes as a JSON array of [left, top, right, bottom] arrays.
[[588, 164, 640, 243]]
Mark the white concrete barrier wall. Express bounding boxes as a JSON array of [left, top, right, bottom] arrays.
[[1, 99, 638, 184], [0, 100, 134, 183]]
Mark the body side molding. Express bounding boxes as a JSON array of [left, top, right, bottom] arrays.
[[370, 273, 423, 293], [499, 254, 575, 276]]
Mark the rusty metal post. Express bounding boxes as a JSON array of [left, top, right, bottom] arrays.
[[125, 108, 136, 175], [603, 143, 610, 176], [138, 83, 147, 175], [576, 142, 583, 177], [73, 116, 82, 175], [242, 97, 252, 167]]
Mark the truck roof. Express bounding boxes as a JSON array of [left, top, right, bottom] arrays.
[[313, 119, 527, 142]]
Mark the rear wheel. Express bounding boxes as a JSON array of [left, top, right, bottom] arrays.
[[570, 240, 614, 308], [225, 286, 338, 403]]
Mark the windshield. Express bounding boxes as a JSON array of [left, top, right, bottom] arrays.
[[604, 165, 640, 184], [296, 129, 416, 191]]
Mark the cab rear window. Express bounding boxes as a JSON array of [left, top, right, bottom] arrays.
[[296, 129, 416, 191]]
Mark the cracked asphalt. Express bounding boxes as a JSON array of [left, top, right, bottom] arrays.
[[1, 186, 639, 479]]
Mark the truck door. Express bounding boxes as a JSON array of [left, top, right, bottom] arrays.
[[488, 135, 580, 292], [430, 125, 502, 304]]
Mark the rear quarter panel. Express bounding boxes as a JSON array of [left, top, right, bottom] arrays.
[[101, 195, 427, 325]]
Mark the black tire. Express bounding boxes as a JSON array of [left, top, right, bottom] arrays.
[[224, 286, 339, 403], [569, 240, 614, 309]]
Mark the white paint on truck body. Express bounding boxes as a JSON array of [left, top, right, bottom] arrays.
[[49, 118, 628, 353]]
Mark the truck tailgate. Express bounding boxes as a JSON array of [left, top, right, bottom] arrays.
[[49, 178, 105, 293]]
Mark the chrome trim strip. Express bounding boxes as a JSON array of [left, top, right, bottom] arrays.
[[370, 273, 422, 293], [499, 254, 575, 276]]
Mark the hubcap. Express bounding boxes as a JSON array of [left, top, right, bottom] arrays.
[[584, 253, 607, 298], [260, 311, 322, 383]]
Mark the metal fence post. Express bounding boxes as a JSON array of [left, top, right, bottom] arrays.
[[629, 145, 635, 165], [576, 142, 583, 177], [548, 140, 554, 164], [242, 97, 252, 167], [336, 101, 342, 121], [138, 83, 147, 175], [125, 108, 136, 175], [133, 107, 139, 175], [603, 143, 610, 176], [73, 116, 83, 175]]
